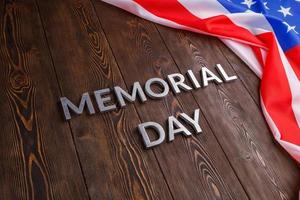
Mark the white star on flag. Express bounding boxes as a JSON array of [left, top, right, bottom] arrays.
[[278, 6, 293, 17], [263, 2, 270, 10], [283, 21, 298, 34], [241, 0, 256, 8]]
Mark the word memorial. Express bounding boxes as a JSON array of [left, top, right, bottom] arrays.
[[60, 64, 238, 148]]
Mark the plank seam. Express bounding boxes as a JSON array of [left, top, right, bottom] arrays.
[[154, 24, 251, 199], [32, 1, 91, 199], [218, 43, 260, 107], [89, 1, 176, 199]]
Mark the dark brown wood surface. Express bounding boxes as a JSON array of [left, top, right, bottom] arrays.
[[0, 1, 299, 199]]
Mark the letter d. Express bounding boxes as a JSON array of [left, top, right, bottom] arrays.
[[138, 122, 165, 148]]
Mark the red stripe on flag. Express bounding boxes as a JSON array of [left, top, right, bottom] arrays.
[[259, 32, 300, 146], [285, 45, 300, 81], [251, 46, 264, 67], [134, 0, 300, 146], [134, 0, 265, 48]]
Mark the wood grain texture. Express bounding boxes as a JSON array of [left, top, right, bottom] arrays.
[[155, 25, 300, 200], [0, 0, 299, 199], [94, 2, 248, 200], [217, 41, 260, 104], [35, 0, 172, 199], [0, 0, 89, 199]]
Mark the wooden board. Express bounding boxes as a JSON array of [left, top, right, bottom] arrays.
[[0, 0, 299, 199], [0, 0, 88, 199]]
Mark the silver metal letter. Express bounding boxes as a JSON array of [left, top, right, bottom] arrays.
[[187, 70, 201, 89], [145, 78, 169, 99], [216, 64, 238, 82], [167, 73, 192, 94], [201, 67, 223, 87], [94, 88, 117, 112], [114, 82, 147, 107], [138, 122, 165, 148], [179, 109, 202, 134], [168, 116, 192, 141], [60, 92, 95, 120]]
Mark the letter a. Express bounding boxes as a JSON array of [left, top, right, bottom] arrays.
[[168, 116, 192, 141]]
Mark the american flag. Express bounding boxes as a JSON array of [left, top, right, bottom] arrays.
[[102, 0, 300, 163]]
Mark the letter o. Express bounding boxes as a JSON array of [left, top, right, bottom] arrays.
[[145, 78, 169, 99]]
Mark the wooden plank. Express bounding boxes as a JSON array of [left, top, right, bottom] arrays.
[[217, 42, 300, 178], [0, 0, 89, 199], [94, 2, 249, 200], [217, 41, 260, 104], [35, 0, 173, 199], [155, 25, 300, 199]]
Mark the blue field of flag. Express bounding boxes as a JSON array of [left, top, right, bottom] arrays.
[[218, 0, 300, 51]]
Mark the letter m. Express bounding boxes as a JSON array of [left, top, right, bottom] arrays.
[[60, 92, 95, 120]]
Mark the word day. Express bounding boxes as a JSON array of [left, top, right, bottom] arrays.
[[138, 109, 202, 148], [60, 64, 238, 120]]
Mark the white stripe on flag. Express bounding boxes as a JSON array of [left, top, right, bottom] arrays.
[[178, 0, 230, 18], [261, 98, 300, 162], [180, 0, 300, 131], [178, 0, 273, 35], [276, 39, 300, 128], [221, 39, 263, 78]]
